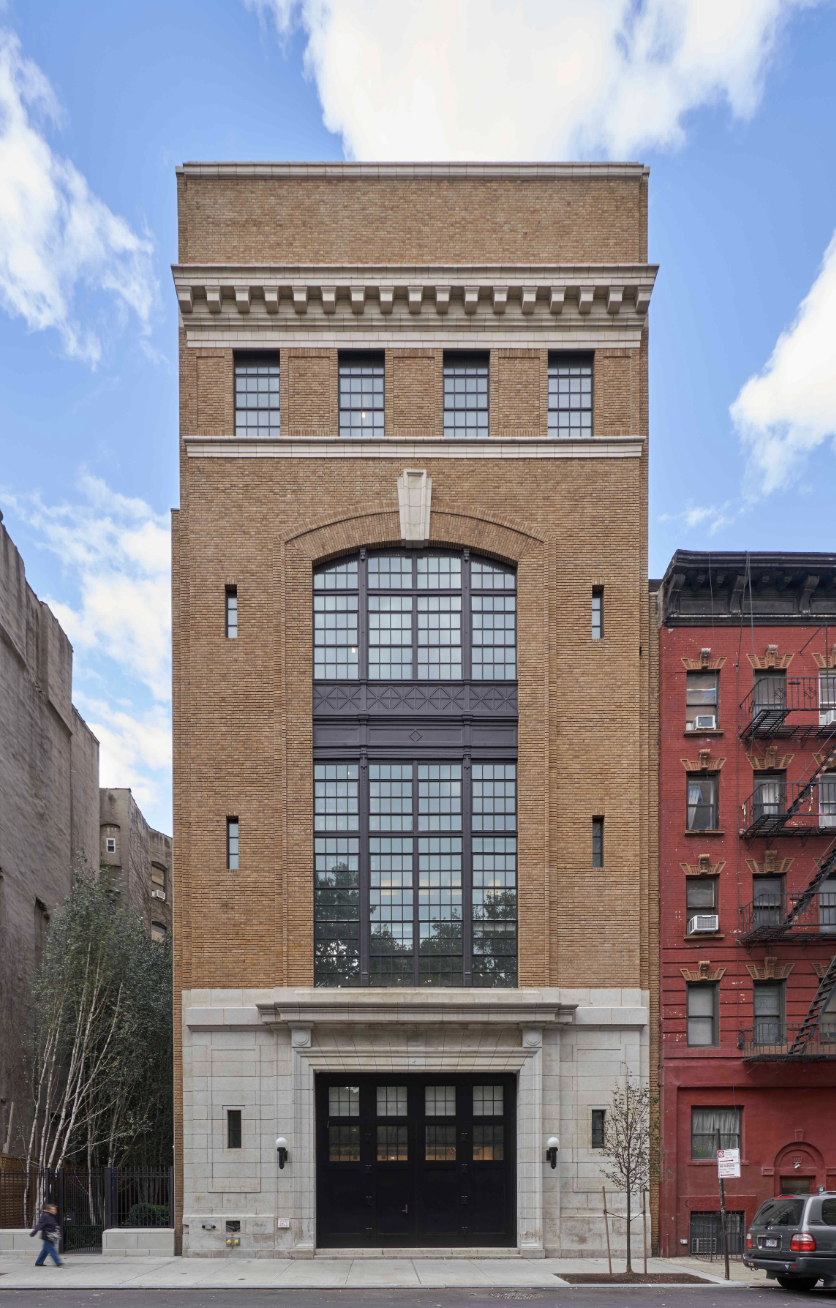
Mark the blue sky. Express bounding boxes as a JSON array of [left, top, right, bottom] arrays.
[[1, 0, 835, 832]]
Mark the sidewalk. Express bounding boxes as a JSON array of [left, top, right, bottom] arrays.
[[0, 1254, 762, 1289]]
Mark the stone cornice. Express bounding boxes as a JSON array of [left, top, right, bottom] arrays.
[[183, 435, 645, 461], [255, 992, 577, 1026], [172, 263, 657, 326], [177, 161, 649, 181]]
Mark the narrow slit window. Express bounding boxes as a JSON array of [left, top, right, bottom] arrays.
[[226, 586, 238, 638], [227, 1109, 242, 1149], [592, 588, 603, 640], [227, 818, 239, 871], [591, 1109, 606, 1149], [592, 817, 604, 868]]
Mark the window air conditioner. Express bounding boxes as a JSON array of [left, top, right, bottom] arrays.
[[820, 709, 836, 727], [688, 914, 719, 934], [151, 889, 166, 901], [693, 715, 717, 730]]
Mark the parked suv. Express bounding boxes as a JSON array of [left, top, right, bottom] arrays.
[[745, 1193, 836, 1290]]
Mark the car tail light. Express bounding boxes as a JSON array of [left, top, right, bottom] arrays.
[[790, 1233, 816, 1252], [746, 1234, 753, 1249]]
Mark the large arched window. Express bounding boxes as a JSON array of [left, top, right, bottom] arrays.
[[312, 550, 518, 990]]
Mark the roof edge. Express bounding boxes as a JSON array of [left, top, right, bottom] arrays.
[[176, 161, 649, 181]]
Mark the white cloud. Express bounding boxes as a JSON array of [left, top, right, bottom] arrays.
[[731, 230, 836, 496], [75, 695, 172, 823], [0, 28, 158, 365], [659, 501, 738, 534], [246, 0, 820, 160]]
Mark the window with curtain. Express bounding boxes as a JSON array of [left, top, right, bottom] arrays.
[[691, 1108, 741, 1159]]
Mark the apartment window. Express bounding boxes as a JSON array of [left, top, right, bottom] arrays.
[[686, 672, 719, 731], [150, 921, 167, 942], [34, 898, 50, 964], [591, 588, 603, 639], [234, 354, 280, 435], [691, 1108, 741, 1159], [686, 983, 718, 1046], [753, 773, 785, 821], [820, 779, 836, 829], [105, 837, 116, 854], [820, 672, 836, 726], [686, 878, 717, 933], [314, 760, 517, 989], [822, 979, 836, 1038], [443, 352, 489, 437], [753, 982, 784, 1045], [339, 352, 384, 436], [227, 818, 239, 871], [686, 774, 718, 831], [821, 874, 836, 934], [314, 551, 516, 682], [151, 864, 166, 890], [548, 353, 592, 438], [592, 817, 604, 868], [227, 1109, 242, 1150], [591, 1109, 606, 1149], [752, 875, 783, 929], [753, 670, 786, 727], [225, 586, 238, 638]]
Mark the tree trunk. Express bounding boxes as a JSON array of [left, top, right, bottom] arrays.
[[625, 1187, 632, 1273]]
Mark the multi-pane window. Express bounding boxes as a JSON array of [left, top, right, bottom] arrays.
[[339, 352, 384, 436], [592, 817, 604, 868], [592, 588, 603, 639], [225, 586, 238, 638], [691, 1108, 741, 1159], [687, 775, 718, 831], [753, 671, 787, 728], [314, 762, 517, 988], [686, 983, 718, 1046], [425, 1125, 456, 1160], [425, 1085, 456, 1115], [548, 354, 592, 438], [820, 672, 836, 726], [752, 876, 783, 929], [753, 773, 785, 821], [822, 874, 836, 934], [314, 551, 516, 681], [234, 355, 280, 435], [227, 819, 239, 870], [443, 353, 489, 437], [686, 672, 718, 730], [753, 982, 783, 1045], [377, 1085, 407, 1116]]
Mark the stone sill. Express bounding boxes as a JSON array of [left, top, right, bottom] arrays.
[[684, 729, 724, 737], [682, 934, 725, 941], [683, 830, 725, 837]]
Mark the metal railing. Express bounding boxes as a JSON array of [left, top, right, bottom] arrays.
[[689, 1211, 745, 1261], [738, 1023, 836, 1060], [740, 889, 836, 942], [0, 1166, 172, 1252], [740, 780, 836, 838], [739, 676, 836, 741]]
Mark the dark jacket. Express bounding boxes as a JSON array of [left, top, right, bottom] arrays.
[[30, 1210, 59, 1240]]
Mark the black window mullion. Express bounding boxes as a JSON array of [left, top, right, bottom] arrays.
[[359, 756, 370, 986], [463, 757, 473, 986], [359, 549, 368, 681], [463, 549, 471, 681], [412, 759, 420, 986], [412, 555, 418, 680]]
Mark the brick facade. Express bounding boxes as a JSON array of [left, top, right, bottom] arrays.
[[173, 163, 656, 1258]]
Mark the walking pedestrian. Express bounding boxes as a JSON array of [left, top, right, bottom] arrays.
[[30, 1204, 63, 1266]]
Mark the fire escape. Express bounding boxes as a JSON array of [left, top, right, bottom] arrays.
[[737, 664, 836, 1061]]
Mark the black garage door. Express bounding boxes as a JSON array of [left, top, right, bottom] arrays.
[[316, 1073, 516, 1248]]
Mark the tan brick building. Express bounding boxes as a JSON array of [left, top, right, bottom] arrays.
[[172, 162, 657, 1258]]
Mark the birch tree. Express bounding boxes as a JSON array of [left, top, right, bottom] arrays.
[[599, 1079, 660, 1273]]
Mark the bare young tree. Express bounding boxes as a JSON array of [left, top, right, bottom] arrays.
[[599, 1079, 660, 1273]]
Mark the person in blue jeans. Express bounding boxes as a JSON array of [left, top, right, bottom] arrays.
[[30, 1204, 63, 1266]]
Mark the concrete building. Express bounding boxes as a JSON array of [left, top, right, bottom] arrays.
[[655, 552, 836, 1257], [100, 789, 173, 941], [0, 514, 100, 1157], [172, 161, 658, 1258]]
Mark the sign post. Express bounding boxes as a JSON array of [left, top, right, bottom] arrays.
[[716, 1139, 741, 1282]]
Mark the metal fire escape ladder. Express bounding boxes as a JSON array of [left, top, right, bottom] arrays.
[[787, 954, 836, 1055], [780, 838, 836, 929], [782, 739, 836, 821]]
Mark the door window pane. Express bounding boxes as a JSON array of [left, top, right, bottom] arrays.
[[377, 1086, 408, 1117], [473, 1124, 504, 1160], [329, 1124, 360, 1161], [329, 1086, 360, 1117], [377, 1124, 408, 1161], [425, 1086, 456, 1115], [473, 1085, 504, 1116], [425, 1125, 456, 1160]]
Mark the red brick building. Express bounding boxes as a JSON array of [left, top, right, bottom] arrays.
[[656, 551, 836, 1257]]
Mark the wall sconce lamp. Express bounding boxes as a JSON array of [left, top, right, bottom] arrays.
[[276, 1136, 289, 1169], [546, 1136, 559, 1169]]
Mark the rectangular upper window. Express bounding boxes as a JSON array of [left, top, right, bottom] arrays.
[[548, 353, 592, 438], [234, 354, 280, 435], [687, 774, 718, 831], [227, 1109, 242, 1150], [339, 352, 384, 437], [592, 588, 603, 639], [225, 586, 238, 638], [691, 1108, 740, 1159], [592, 817, 604, 868], [686, 877, 717, 934], [591, 1108, 606, 1149], [443, 352, 489, 438], [686, 672, 718, 730], [227, 818, 239, 871], [753, 981, 784, 1045], [686, 983, 718, 1046]]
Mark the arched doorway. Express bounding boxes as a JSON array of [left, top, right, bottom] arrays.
[[773, 1141, 825, 1196]]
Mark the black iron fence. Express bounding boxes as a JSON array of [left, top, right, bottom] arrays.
[[740, 888, 836, 941], [0, 1166, 172, 1253], [738, 1024, 836, 1061], [689, 1211, 745, 1260]]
